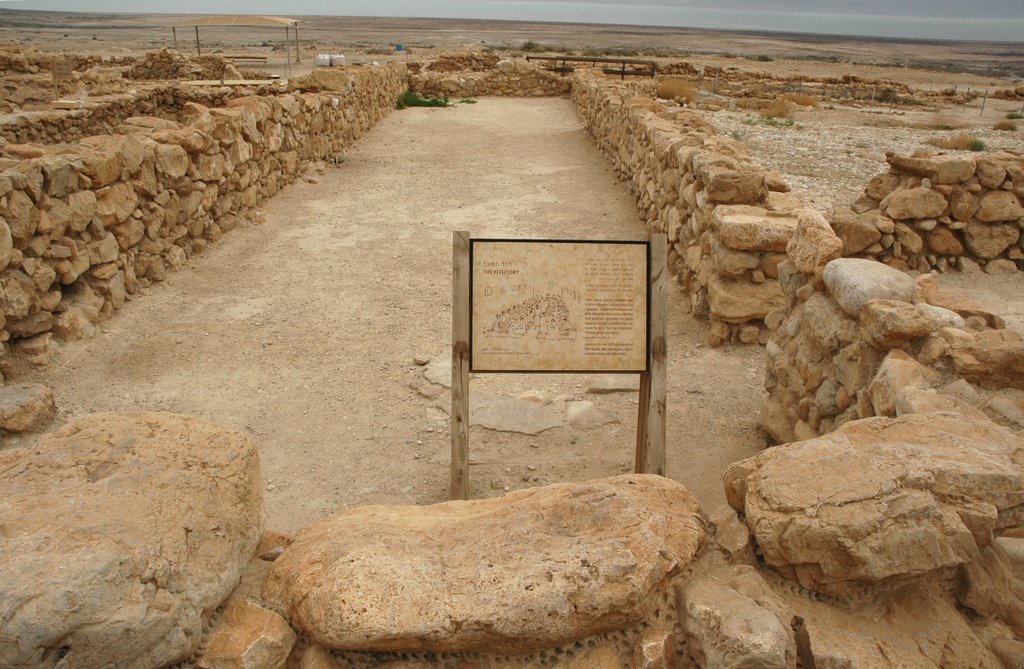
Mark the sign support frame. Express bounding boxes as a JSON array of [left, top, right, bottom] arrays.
[[449, 231, 667, 500]]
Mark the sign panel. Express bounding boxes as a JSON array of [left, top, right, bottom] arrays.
[[51, 58, 74, 84], [470, 239, 648, 373]]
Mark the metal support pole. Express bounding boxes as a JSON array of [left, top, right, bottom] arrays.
[[172, 26, 177, 50], [294, 25, 301, 63], [285, 27, 291, 78], [980, 90, 988, 117], [195, 26, 201, 57]]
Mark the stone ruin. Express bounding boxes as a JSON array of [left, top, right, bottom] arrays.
[[0, 47, 1023, 669]]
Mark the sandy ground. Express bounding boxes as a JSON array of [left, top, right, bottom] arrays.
[[16, 98, 766, 533]]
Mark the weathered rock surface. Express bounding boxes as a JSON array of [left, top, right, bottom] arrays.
[[0, 382, 55, 432], [679, 566, 795, 669], [200, 600, 296, 669], [0, 412, 264, 668], [708, 276, 786, 323], [263, 475, 705, 653], [471, 397, 564, 434], [822, 258, 916, 317], [724, 413, 1024, 595]]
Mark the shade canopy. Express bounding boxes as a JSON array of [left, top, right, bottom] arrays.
[[173, 15, 298, 28]]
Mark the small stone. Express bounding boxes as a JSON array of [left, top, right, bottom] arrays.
[[200, 600, 296, 669], [0, 383, 56, 433]]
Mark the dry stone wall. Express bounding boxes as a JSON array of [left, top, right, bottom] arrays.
[[571, 73, 803, 346], [762, 216, 1024, 444], [409, 59, 571, 98], [0, 64, 407, 379], [836, 151, 1024, 274]]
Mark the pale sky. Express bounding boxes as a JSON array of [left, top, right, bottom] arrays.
[[1, 0, 1023, 41]]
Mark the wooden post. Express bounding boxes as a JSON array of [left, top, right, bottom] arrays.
[[195, 26, 201, 57], [294, 24, 301, 63], [980, 90, 988, 116], [450, 231, 471, 500], [635, 233, 667, 476], [285, 27, 291, 78], [172, 26, 177, 50]]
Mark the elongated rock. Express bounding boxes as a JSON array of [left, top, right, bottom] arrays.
[[263, 474, 705, 654]]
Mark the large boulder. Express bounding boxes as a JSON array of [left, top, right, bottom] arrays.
[[0, 412, 264, 668], [724, 413, 1024, 595], [263, 475, 705, 654]]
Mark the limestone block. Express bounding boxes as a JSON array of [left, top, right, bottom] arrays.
[[714, 205, 796, 252], [708, 276, 786, 324], [0, 412, 264, 668], [963, 222, 1019, 259], [786, 209, 842, 273], [200, 600, 296, 669], [831, 207, 882, 255], [866, 349, 937, 417], [723, 413, 1024, 595], [976, 190, 1024, 223], [0, 383, 55, 432], [859, 299, 951, 348], [679, 566, 795, 669], [263, 475, 705, 653], [822, 258, 915, 317], [96, 181, 138, 227], [884, 187, 947, 220], [926, 227, 964, 255]]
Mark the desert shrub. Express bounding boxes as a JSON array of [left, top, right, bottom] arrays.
[[759, 98, 798, 120], [396, 91, 449, 109], [993, 120, 1017, 131], [657, 78, 696, 103], [926, 133, 987, 151], [521, 40, 543, 52], [1007, 111, 1024, 120], [782, 92, 818, 108]]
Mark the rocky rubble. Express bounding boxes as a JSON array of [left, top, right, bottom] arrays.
[[835, 151, 1024, 274], [762, 212, 1023, 442], [410, 58, 571, 98], [0, 63, 407, 381], [129, 49, 233, 81]]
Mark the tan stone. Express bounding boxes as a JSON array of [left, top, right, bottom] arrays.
[[887, 154, 976, 183], [950, 187, 981, 222], [263, 475, 705, 653], [830, 207, 882, 255], [786, 209, 842, 273], [96, 182, 138, 227], [859, 299, 949, 347], [867, 350, 937, 417], [949, 333, 1024, 390], [822, 258, 916, 317], [707, 276, 786, 324], [631, 629, 674, 669], [976, 158, 1008, 190], [714, 206, 797, 252], [0, 383, 55, 432], [924, 289, 1005, 329], [926, 227, 964, 255], [884, 187, 947, 220], [963, 222, 1020, 259], [0, 412, 264, 668], [200, 600, 296, 669], [724, 413, 1024, 595], [679, 566, 795, 669], [976, 190, 1024, 223]]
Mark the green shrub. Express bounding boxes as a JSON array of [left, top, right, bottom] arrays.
[[396, 91, 449, 109]]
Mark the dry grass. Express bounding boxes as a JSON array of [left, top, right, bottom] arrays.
[[656, 78, 696, 103], [926, 133, 987, 151], [759, 98, 798, 119], [781, 92, 818, 108], [994, 120, 1018, 131]]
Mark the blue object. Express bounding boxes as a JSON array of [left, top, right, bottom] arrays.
[[395, 44, 403, 52]]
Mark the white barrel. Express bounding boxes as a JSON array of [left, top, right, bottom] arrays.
[[330, 54, 346, 67], [314, 54, 331, 68]]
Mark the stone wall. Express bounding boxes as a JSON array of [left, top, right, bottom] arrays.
[[571, 72, 802, 346], [0, 64, 407, 378], [0, 82, 288, 144], [835, 151, 1024, 274], [409, 59, 571, 98], [762, 217, 1024, 444]]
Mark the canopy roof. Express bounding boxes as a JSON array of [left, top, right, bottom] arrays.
[[173, 15, 298, 28]]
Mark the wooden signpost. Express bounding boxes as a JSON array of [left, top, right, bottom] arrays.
[[450, 232, 667, 500]]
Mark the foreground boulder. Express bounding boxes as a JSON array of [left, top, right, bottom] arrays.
[[263, 474, 705, 654], [724, 413, 1024, 596], [0, 412, 264, 668]]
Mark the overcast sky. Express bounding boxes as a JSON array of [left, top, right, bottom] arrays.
[[1, 0, 1023, 41]]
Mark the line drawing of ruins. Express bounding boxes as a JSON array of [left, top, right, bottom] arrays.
[[483, 294, 579, 341]]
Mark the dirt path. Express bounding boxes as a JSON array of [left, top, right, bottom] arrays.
[[16, 98, 765, 532]]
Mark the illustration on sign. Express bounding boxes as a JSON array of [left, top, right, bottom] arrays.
[[470, 240, 648, 373]]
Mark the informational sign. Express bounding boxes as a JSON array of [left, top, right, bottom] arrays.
[[470, 239, 648, 373], [51, 58, 74, 84]]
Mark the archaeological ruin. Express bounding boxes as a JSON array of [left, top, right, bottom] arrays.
[[1, 31, 1023, 669]]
